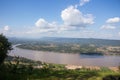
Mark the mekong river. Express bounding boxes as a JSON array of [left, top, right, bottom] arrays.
[[9, 45, 120, 67]]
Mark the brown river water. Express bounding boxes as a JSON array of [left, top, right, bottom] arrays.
[[9, 45, 120, 67]]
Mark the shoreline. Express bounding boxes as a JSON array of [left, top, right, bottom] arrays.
[[64, 64, 119, 72], [6, 55, 120, 72], [33, 63, 119, 72], [17, 46, 120, 56]]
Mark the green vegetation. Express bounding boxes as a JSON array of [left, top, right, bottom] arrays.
[[17, 42, 101, 54], [0, 56, 120, 80], [0, 34, 12, 65], [17, 41, 120, 55]]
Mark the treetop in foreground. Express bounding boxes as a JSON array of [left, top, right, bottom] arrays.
[[0, 34, 12, 65]]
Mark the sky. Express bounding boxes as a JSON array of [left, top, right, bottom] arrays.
[[0, 0, 120, 39]]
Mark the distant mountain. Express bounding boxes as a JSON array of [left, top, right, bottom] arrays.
[[40, 37, 120, 46], [8, 37, 120, 46]]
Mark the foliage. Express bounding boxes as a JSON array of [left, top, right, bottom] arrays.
[[103, 75, 120, 80], [0, 34, 12, 65], [17, 42, 101, 55]]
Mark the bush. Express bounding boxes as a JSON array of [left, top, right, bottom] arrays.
[[0, 34, 12, 65]]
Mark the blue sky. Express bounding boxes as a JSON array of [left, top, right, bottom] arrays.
[[0, 0, 120, 39]]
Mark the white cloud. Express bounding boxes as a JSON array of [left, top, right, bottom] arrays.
[[118, 32, 120, 36], [35, 18, 56, 29], [100, 24, 116, 29], [106, 17, 120, 23], [61, 6, 94, 27], [4, 25, 9, 31], [58, 25, 78, 33], [80, 0, 90, 6], [100, 17, 120, 30], [31, 18, 58, 33], [33, 6, 94, 34], [35, 18, 48, 27]]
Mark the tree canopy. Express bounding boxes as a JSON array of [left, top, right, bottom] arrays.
[[0, 34, 12, 65]]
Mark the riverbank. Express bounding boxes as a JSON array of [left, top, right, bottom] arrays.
[[65, 65, 119, 72], [6, 56, 120, 72], [33, 64, 120, 72]]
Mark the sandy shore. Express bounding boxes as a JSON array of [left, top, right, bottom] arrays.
[[65, 65, 119, 72]]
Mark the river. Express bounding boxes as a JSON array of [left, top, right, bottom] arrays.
[[9, 45, 120, 67]]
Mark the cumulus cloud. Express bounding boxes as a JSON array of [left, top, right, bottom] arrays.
[[100, 24, 116, 29], [106, 17, 120, 23], [100, 17, 120, 30], [32, 18, 58, 33], [61, 6, 94, 27], [33, 6, 94, 34], [80, 0, 90, 6], [35, 18, 57, 29], [25, 5, 95, 35], [35, 18, 48, 27], [4, 25, 9, 31]]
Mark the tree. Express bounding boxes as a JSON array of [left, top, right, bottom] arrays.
[[0, 34, 12, 65]]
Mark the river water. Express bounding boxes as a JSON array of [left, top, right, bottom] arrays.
[[9, 45, 120, 67]]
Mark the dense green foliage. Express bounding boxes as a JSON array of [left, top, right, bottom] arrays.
[[0, 34, 12, 65]]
